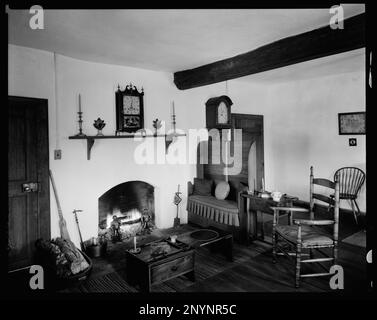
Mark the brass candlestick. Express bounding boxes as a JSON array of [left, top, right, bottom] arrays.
[[75, 111, 86, 137], [172, 101, 177, 133], [75, 94, 86, 137]]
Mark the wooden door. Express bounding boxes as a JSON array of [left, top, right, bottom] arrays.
[[231, 114, 264, 191], [8, 96, 50, 271]]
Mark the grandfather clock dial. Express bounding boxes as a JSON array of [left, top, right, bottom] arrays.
[[217, 101, 228, 124], [205, 95, 233, 129]]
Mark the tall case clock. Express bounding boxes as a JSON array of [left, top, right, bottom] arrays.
[[205, 95, 233, 129]]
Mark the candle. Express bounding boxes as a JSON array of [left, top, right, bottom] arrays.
[[172, 101, 175, 115], [262, 178, 265, 191], [79, 94, 82, 113], [134, 236, 137, 251]]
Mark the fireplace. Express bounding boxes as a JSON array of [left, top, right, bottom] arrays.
[[98, 181, 155, 241]]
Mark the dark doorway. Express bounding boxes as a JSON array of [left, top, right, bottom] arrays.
[[8, 96, 50, 271]]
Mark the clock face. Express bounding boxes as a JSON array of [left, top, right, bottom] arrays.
[[217, 101, 228, 124], [123, 96, 140, 114]]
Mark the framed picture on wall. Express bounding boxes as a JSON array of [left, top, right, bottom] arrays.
[[338, 112, 365, 135]]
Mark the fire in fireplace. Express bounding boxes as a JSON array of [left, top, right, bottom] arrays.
[[98, 181, 155, 241]]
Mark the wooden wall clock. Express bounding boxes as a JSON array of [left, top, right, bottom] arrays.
[[205, 95, 233, 129], [115, 84, 144, 133]]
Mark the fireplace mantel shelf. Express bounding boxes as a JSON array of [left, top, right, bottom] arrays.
[[69, 133, 186, 160]]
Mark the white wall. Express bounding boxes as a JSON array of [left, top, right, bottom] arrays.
[[263, 70, 366, 212], [229, 68, 366, 213], [8, 44, 200, 248], [175, 54, 366, 213]]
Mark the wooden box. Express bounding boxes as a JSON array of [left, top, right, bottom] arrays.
[[125, 240, 195, 292]]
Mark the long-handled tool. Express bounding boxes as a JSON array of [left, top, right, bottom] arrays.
[[49, 170, 71, 240], [73, 209, 86, 251]]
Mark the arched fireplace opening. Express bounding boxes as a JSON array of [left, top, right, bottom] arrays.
[[98, 181, 155, 241]]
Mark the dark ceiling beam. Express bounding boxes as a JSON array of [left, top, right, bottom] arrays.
[[173, 13, 365, 90]]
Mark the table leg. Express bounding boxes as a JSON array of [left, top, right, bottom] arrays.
[[224, 236, 233, 262], [259, 210, 265, 241], [186, 270, 196, 282], [239, 194, 250, 245], [140, 276, 151, 293], [249, 209, 258, 242], [245, 197, 250, 245]]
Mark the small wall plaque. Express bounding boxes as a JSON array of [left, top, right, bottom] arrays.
[[349, 138, 357, 146]]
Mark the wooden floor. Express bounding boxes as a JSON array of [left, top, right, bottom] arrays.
[[5, 209, 368, 296], [70, 213, 367, 292]]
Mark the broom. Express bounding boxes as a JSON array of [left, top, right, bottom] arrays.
[[49, 170, 91, 275], [49, 170, 71, 241]]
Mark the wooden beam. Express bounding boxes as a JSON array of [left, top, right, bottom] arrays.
[[174, 13, 365, 90]]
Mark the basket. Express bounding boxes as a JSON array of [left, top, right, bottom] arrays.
[[66, 250, 93, 281], [53, 250, 93, 289], [36, 248, 93, 290]]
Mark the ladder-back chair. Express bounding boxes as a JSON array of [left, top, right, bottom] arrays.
[[272, 166, 340, 288]]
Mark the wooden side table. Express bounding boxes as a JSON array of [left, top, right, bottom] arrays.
[[239, 192, 298, 244]]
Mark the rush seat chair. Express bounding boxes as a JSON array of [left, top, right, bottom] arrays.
[[272, 166, 340, 288]]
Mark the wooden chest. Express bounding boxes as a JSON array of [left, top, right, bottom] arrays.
[[125, 243, 195, 292]]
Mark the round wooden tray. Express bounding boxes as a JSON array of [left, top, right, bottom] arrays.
[[190, 229, 219, 241]]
